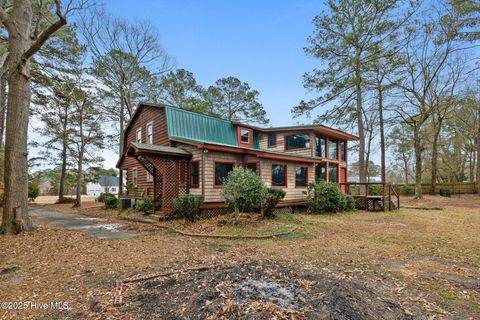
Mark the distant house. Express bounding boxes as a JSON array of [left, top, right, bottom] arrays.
[[38, 178, 52, 195], [117, 102, 358, 217], [86, 175, 119, 196]]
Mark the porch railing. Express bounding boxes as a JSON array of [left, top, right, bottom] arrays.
[[338, 182, 400, 211]]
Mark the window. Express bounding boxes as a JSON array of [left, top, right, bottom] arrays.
[[315, 136, 326, 157], [315, 163, 326, 181], [267, 133, 276, 147], [244, 162, 257, 174], [329, 163, 338, 183], [147, 172, 153, 182], [146, 122, 153, 144], [329, 139, 338, 160], [286, 134, 310, 150], [271, 164, 287, 187], [340, 141, 346, 161], [295, 167, 308, 187], [111, 187, 117, 193], [190, 162, 199, 188], [136, 128, 142, 143], [240, 128, 250, 143], [215, 162, 234, 186], [132, 167, 138, 185]]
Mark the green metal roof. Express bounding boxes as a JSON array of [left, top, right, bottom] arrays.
[[164, 106, 260, 148]]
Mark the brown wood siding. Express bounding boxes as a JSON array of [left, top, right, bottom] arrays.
[[121, 106, 170, 197], [259, 131, 313, 157]]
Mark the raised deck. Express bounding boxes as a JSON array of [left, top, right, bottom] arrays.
[[341, 182, 400, 211]]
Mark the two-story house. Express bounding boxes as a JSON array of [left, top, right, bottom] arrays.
[[117, 102, 359, 216]]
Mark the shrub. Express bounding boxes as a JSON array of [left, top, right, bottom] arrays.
[[262, 188, 286, 218], [135, 196, 153, 214], [221, 168, 268, 219], [97, 192, 115, 203], [399, 184, 414, 195], [174, 194, 204, 222], [28, 182, 39, 202], [307, 180, 356, 213], [104, 196, 118, 209], [368, 184, 384, 196]]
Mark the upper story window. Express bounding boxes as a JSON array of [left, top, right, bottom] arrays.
[[316, 135, 326, 157], [340, 141, 346, 161], [267, 133, 276, 147], [285, 134, 310, 150], [237, 127, 252, 146], [136, 128, 142, 143], [240, 128, 250, 143], [329, 139, 338, 160], [146, 122, 153, 144]]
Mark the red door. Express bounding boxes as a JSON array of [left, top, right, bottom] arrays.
[[340, 167, 347, 192]]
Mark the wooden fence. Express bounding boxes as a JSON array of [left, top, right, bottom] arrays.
[[392, 182, 478, 195]]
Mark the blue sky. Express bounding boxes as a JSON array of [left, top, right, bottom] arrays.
[[105, 0, 323, 126]]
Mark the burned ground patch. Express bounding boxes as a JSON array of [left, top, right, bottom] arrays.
[[118, 261, 417, 319]]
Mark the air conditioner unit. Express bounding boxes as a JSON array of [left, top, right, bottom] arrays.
[[119, 197, 135, 209]]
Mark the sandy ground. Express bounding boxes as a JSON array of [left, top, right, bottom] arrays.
[[34, 195, 97, 205], [0, 195, 479, 319]]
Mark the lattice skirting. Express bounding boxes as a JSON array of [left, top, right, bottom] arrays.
[[200, 207, 234, 219]]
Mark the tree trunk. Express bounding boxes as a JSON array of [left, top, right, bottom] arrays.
[[413, 125, 423, 199], [118, 96, 125, 197], [1, 0, 34, 234], [355, 67, 366, 184], [73, 149, 83, 207], [378, 84, 386, 184], [430, 121, 441, 195], [58, 108, 69, 200], [0, 74, 7, 187], [477, 106, 480, 194]]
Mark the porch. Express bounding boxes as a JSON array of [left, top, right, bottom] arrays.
[[124, 143, 192, 217], [339, 182, 400, 211]]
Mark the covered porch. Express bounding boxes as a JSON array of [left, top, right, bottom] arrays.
[[123, 143, 192, 216]]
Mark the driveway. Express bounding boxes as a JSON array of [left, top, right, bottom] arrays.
[[30, 206, 139, 240]]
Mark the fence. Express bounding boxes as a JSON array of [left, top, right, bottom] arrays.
[[393, 182, 478, 195]]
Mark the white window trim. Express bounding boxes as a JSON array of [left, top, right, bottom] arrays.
[[132, 167, 138, 185], [136, 128, 142, 143], [146, 122, 153, 144], [147, 171, 153, 182], [240, 128, 250, 143]]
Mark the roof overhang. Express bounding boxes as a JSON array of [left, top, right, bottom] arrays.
[[127, 142, 192, 158]]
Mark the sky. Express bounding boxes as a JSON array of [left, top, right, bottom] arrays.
[[100, 0, 328, 169], [31, 1, 350, 170]]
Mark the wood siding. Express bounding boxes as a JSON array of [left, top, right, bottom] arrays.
[[121, 106, 170, 196]]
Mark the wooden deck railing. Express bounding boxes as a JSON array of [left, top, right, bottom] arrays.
[[339, 182, 400, 211]]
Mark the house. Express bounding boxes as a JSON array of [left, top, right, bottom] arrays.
[[86, 175, 120, 197], [117, 102, 359, 216], [38, 178, 52, 195]]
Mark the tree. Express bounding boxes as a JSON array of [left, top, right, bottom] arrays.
[[31, 26, 84, 201], [0, 0, 84, 235], [206, 77, 268, 125], [80, 8, 173, 197], [395, 5, 468, 198], [152, 69, 207, 111], [388, 125, 414, 183], [293, 0, 411, 184]]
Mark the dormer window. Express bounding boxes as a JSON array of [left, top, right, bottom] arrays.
[[237, 127, 252, 147]]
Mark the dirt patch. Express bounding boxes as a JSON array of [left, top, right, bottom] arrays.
[[118, 261, 416, 319], [401, 194, 480, 209]]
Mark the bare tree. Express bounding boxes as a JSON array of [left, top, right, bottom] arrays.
[[0, 0, 87, 235], [79, 8, 174, 197]]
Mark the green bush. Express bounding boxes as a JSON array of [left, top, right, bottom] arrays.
[[221, 168, 268, 218], [174, 194, 204, 222], [307, 180, 356, 213], [97, 192, 115, 203], [28, 182, 39, 202], [135, 196, 153, 214], [262, 188, 286, 218], [398, 184, 414, 195], [104, 196, 118, 209], [368, 184, 384, 196]]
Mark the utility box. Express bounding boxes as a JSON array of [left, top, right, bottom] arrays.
[[119, 197, 135, 209]]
